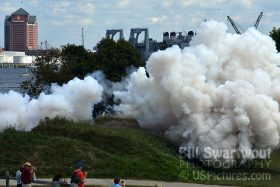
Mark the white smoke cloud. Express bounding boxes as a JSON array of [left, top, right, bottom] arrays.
[[91, 68, 138, 102], [113, 20, 280, 164], [1, 19, 279, 166], [0, 76, 103, 131]]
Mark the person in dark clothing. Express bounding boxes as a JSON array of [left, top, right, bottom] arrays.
[[21, 162, 32, 187]]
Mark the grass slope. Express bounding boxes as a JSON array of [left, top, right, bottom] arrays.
[[0, 117, 279, 187], [0, 117, 180, 181]]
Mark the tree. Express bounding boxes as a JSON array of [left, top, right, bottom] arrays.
[[92, 39, 144, 115], [21, 45, 95, 96], [22, 40, 144, 97], [93, 38, 144, 82], [21, 48, 61, 96], [60, 44, 95, 81], [270, 27, 280, 52]]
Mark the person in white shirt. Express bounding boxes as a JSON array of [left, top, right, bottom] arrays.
[[16, 167, 23, 187]]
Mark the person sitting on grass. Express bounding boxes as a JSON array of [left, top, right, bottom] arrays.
[[112, 178, 125, 187], [52, 173, 69, 187]]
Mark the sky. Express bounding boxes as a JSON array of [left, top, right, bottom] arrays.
[[0, 0, 279, 50]]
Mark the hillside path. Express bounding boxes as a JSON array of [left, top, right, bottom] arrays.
[[0, 178, 235, 187]]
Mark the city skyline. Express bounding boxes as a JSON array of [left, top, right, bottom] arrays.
[[0, 0, 279, 50]]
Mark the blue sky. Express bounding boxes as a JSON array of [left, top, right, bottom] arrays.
[[0, 0, 279, 50]]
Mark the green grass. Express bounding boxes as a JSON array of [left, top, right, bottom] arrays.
[[0, 117, 279, 187], [0, 117, 181, 181]]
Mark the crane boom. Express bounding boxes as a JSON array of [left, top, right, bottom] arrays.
[[227, 16, 241, 34], [254, 12, 263, 29]]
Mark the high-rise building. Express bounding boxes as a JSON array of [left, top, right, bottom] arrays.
[[4, 8, 38, 52]]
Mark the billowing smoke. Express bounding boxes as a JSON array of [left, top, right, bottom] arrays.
[[1, 20, 279, 166], [0, 76, 103, 130], [92, 71, 129, 99], [113, 21, 280, 165]]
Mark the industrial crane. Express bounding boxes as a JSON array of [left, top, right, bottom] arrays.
[[254, 12, 263, 29], [227, 12, 263, 35], [227, 16, 241, 34]]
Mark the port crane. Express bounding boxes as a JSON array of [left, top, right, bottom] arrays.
[[227, 12, 263, 34], [227, 16, 241, 34], [254, 12, 263, 29]]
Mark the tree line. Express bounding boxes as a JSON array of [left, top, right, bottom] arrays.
[[21, 39, 144, 96], [270, 27, 280, 52]]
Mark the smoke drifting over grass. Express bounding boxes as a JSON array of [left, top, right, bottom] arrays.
[[0, 76, 103, 130], [114, 21, 280, 163]]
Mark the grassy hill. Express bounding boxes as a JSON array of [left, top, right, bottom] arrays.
[[0, 117, 181, 181], [0, 117, 279, 187]]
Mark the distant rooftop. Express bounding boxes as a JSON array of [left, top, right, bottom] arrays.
[[28, 16, 36, 24], [11, 8, 29, 15], [5, 16, 11, 22], [5, 8, 37, 24]]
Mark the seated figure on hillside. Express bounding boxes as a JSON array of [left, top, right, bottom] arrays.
[[52, 173, 69, 187], [112, 178, 125, 187]]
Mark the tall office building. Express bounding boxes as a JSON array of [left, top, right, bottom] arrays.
[[4, 8, 38, 51]]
